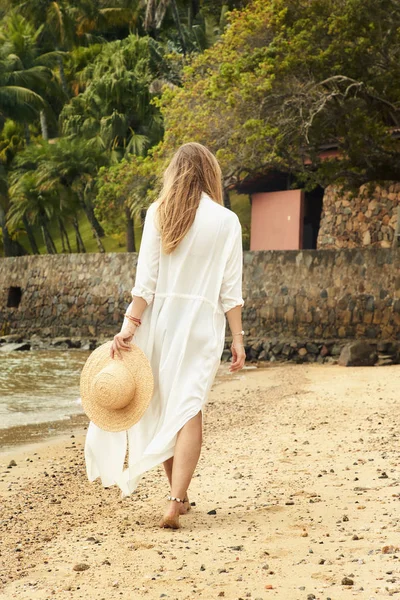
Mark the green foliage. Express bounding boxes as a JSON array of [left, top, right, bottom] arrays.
[[60, 35, 167, 159], [158, 0, 400, 190]]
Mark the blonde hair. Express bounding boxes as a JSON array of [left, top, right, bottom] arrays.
[[156, 142, 223, 254]]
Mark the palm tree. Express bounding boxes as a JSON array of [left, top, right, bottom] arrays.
[[7, 171, 58, 254], [0, 14, 64, 138], [61, 35, 164, 160], [32, 138, 108, 252]]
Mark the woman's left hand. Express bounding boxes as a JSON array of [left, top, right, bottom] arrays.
[[110, 330, 134, 359]]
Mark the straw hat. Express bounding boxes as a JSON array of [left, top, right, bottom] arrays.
[[80, 341, 154, 432]]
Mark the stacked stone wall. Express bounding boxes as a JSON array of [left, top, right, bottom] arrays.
[[318, 182, 400, 249], [1, 249, 399, 362]]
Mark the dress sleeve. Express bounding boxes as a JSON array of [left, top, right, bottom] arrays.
[[131, 203, 160, 305], [219, 216, 245, 314]]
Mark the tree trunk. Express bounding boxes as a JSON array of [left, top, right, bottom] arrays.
[[78, 195, 105, 237], [24, 123, 31, 145], [58, 217, 72, 253], [58, 55, 69, 97], [170, 0, 187, 53], [125, 205, 136, 252], [78, 195, 105, 253], [223, 188, 231, 210], [72, 216, 86, 253], [22, 214, 40, 254], [40, 218, 57, 254], [58, 217, 67, 253], [40, 110, 49, 140], [0, 204, 14, 257]]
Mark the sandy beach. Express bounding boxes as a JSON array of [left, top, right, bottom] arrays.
[[1, 362, 400, 600]]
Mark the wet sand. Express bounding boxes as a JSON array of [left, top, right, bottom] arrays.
[[1, 363, 400, 600]]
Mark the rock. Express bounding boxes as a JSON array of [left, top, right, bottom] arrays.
[[338, 342, 377, 367], [362, 230, 371, 245], [298, 347, 308, 358], [305, 342, 319, 354], [73, 563, 90, 572], [342, 577, 354, 586], [320, 345, 330, 357], [229, 545, 243, 551], [52, 337, 73, 348], [221, 350, 231, 362], [271, 343, 284, 355], [307, 595, 316, 600], [7, 460, 16, 468], [331, 344, 342, 356], [233, 472, 244, 480], [0, 334, 24, 343], [207, 509, 217, 515], [200, 564, 205, 571], [0, 342, 31, 353]]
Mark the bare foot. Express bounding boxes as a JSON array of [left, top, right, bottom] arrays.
[[159, 503, 181, 529], [179, 495, 191, 515]]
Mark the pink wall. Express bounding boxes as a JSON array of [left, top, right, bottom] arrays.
[[250, 189, 304, 251]]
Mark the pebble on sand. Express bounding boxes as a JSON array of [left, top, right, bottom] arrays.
[[73, 563, 90, 572]]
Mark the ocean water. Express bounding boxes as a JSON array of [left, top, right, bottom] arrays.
[[0, 350, 90, 431]]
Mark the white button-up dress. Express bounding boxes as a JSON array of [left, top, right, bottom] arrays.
[[84, 192, 244, 497]]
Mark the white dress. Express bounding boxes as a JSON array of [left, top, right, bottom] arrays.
[[84, 192, 244, 497]]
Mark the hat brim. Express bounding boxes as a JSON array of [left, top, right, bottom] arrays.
[[80, 341, 154, 432]]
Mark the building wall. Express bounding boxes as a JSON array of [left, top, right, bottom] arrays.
[[250, 190, 304, 250], [1, 249, 399, 343], [318, 182, 400, 249]]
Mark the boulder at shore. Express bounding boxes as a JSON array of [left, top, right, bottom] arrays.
[[338, 341, 377, 367]]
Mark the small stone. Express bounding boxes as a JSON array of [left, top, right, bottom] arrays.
[[233, 473, 244, 480], [379, 472, 388, 479], [112, 580, 119, 587], [229, 545, 243, 551], [285, 500, 295, 506], [207, 509, 217, 515], [200, 564, 205, 571], [342, 577, 354, 586], [352, 534, 359, 540], [73, 563, 90, 572], [265, 585, 273, 590], [342, 515, 349, 522], [218, 593, 225, 597], [7, 460, 16, 468], [218, 568, 227, 574], [307, 595, 316, 600]]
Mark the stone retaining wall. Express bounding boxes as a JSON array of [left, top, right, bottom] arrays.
[[318, 182, 400, 249], [1, 249, 399, 360]]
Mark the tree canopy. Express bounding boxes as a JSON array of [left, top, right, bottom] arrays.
[[1, 0, 399, 256], [156, 0, 400, 190]]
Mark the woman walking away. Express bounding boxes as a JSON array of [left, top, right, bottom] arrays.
[[84, 142, 245, 529]]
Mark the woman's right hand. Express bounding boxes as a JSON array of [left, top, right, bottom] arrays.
[[230, 339, 246, 372], [110, 328, 135, 359]]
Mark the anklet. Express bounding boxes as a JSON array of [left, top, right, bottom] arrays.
[[167, 495, 182, 503]]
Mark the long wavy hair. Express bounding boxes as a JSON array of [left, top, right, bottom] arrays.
[[156, 142, 223, 254]]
